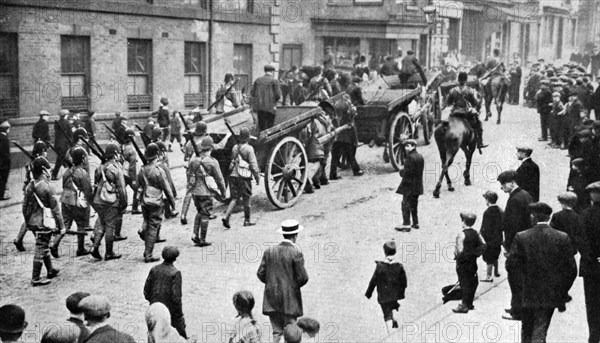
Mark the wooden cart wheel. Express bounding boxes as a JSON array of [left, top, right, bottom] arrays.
[[264, 136, 308, 209], [388, 112, 414, 171]]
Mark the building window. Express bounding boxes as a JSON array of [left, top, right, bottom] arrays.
[[0, 33, 18, 118], [233, 44, 253, 94], [323, 37, 360, 69], [547, 16, 555, 45], [127, 39, 152, 111], [353, 0, 383, 5], [281, 45, 302, 71], [61, 36, 90, 112], [184, 42, 206, 109], [247, 0, 254, 13], [183, 0, 199, 4]]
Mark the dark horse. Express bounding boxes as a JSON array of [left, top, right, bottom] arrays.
[[469, 63, 509, 124], [432, 115, 477, 198]]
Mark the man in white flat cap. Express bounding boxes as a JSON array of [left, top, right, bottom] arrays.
[[257, 219, 309, 343]]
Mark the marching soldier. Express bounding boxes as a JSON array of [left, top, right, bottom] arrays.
[[13, 141, 49, 252], [446, 72, 488, 151], [22, 157, 63, 286], [32, 110, 51, 144], [156, 141, 178, 221], [137, 143, 176, 262], [189, 137, 226, 247], [181, 122, 208, 225], [122, 128, 141, 215], [65, 128, 90, 173], [51, 110, 72, 180], [50, 147, 93, 258], [222, 128, 260, 228], [90, 143, 127, 261]]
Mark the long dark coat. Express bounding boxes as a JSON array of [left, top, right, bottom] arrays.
[[516, 158, 540, 202], [396, 150, 424, 196], [502, 187, 533, 251], [257, 241, 309, 317], [507, 224, 577, 308]]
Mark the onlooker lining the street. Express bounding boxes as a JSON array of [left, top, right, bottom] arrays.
[[453, 212, 486, 313], [257, 219, 309, 343], [229, 291, 262, 343], [507, 202, 577, 343], [480, 191, 503, 282]]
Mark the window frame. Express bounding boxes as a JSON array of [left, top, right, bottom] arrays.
[[60, 35, 90, 112], [281, 44, 303, 71], [127, 39, 153, 111], [184, 41, 207, 109], [233, 44, 253, 95], [0, 33, 19, 118]]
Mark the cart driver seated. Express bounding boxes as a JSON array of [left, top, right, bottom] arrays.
[[398, 50, 427, 88], [446, 72, 488, 151]]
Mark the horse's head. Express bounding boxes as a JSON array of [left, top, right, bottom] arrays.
[[469, 63, 486, 78]]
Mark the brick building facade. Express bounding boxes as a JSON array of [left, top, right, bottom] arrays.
[[0, 0, 278, 142]]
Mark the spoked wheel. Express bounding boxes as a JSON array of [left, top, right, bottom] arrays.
[[388, 112, 414, 171], [264, 136, 308, 209]]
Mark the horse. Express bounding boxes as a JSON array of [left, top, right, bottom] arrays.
[[469, 63, 509, 124], [432, 114, 478, 198]]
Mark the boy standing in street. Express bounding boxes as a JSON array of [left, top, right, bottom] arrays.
[[365, 239, 408, 333], [453, 212, 486, 313], [480, 191, 503, 282]]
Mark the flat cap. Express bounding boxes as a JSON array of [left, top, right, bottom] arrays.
[[160, 97, 169, 105], [0, 121, 10, 129], [540, 79, 550, 84], [384, 240, 396, 251], [460, 211, 477, 222], [66, 292, 91, 314], [571, 158, 585, 168], [39, 110, 50, 116], [264, 64, 276, 72], [79, 295, 111, 317], [59, 109, 70, 116], [497, 170, 518, 183], [578, 129, 593, 139], [586, 181, 600, 191], [529, 202, 553, 216]]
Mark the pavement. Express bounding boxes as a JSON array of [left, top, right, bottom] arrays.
[[0, 102, 590, 343]]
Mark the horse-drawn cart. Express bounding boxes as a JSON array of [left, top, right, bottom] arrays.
[[353, 76, 434, 171], [204, 96, 350, 209]]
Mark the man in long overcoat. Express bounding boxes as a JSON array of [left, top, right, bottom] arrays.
[[515, 145, 540, 202], [257, 219, 309, 343], [395, 139, 424, 232], [576, 182, 600, 343], [507, 202, 577, 343], [498, 170, 533, 321]]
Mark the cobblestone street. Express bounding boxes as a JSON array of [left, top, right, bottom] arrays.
[[0, 103, 590, 343]]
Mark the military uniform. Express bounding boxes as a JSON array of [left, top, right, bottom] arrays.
[[181, 134, 205, 223], [122, 141, 140, 213], [91, 160, 127, 259], [52, 162, 93, 256], [137, 160, 175, 261], [446, 84, 485, 148], [223, 140, 260, 227], [0, 126, 10, 199], [23, 165, 63, 285], [189, 150, 226, 246], [51, 115, 73, 179]]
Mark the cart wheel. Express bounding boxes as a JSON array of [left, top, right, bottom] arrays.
[[264, 136, 308, 209], [388, 112, 414, 171]]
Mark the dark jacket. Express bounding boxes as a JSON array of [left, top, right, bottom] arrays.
[[535, 88, 553, 114], [68, 317, 90, 343], [365, 259, 407, 304], [380, 60, 400, 76], [144, 262, 184, 317], [396, 150, 424, 196], [32, 119, 50, 143], [157, 107, 170, 128], [502, 187, 533, 251], [509, 66, 522, 83], [83, 117, 96, 138], [83, 325, 136, 343], [54, 118, 72, 152], [480, 205, 504, 247], [251, 74, 282, 114], [576, 203, 600, 277], [506, 224, 577, 308], [257, 241, 309, 316], [516, 158, 540, 202], [93, 160, 127, 209], [0, 132, 9, 171], [550, 208, 581, 253]]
